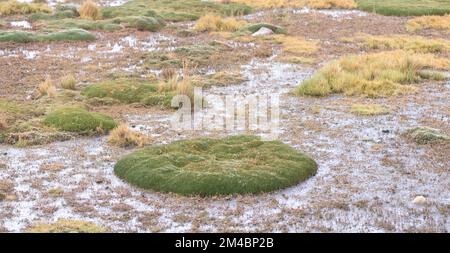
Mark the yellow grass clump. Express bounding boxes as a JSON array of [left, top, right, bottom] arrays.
[[79, 0, 102, 21], [295, 50, 449, 98], [108, 124, 150, 148], [60, 74, 76, 90], [406, 15, 450, 32], [27, 219, 106, 233], [0, 117, 7, 130], [350, 104, 389, 116], [273, 35, 319, 55], [38, 77, 57, 98], [350, 34, 450, 53], [194, 15, 247, 32], [0, 0, 51, 15], [305, 0, 357, 9], [228, 0, 356, 9]]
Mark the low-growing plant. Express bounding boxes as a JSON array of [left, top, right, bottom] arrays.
[[350, 34, 450, 53], [194, 15, 247, 32], [38, 77, 56, 97], [114, 135, 318, 196], [79, 0, 102, 21], [108, 124, 150, 148], [230, 0, 356, 9], [0, 0, 51, 15], [44, 107, 117, 134], [27, 219, 107, 233], [350, 104, 389, 116], [406, 14, 450, 32], [295, 50, 449, 97], [356, 0, 450, 16], [0, 29, 95, 43], [273, 35, 319, 55], [406, 126, 450, 144], [60, 74, 76, 90]]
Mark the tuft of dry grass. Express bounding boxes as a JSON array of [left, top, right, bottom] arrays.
[[350, 104, 389, 116], [406, 15, 450, 32], [79, 0, 102, 21], [349, 34, 450, 53], [38, 77, 57, 98], [295, 50, 449, 97], [0, 0, 51, 15], [60, 74, 76, 90], [273, 35, 319, 55], [108, 124, 150, 148], [194, 15, 247, 32], [0, 117, 7, 130], [160, 67, 177, 81], [229, 0, 356, 9], [305, 0, 357, 9]]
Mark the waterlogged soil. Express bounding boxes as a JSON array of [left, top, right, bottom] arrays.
[[0, 5, 449, 232]]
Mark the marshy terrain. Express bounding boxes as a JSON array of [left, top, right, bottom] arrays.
[[0, 0, 449, 232]]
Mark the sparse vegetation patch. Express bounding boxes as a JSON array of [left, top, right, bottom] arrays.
[[406, 126, 450, 144], [27, 219, 107, 233]]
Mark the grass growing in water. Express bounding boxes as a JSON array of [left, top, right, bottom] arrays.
[[114, 135, 318, 196], [108, 124, 150, 148], [44, 107, 117, 134], [295, 50, 449, 97], [0, 29, 95, 43], [355, 0, 450, 16]]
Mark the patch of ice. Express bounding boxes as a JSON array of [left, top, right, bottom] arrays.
[[22, 50, 38, 60], [10, 21, 32, 29]]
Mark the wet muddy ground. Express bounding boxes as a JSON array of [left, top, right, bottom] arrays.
[[0, 4, 449, 232]]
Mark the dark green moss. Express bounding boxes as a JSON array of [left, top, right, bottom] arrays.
[[114, 135, 318, 196], [44, 107, 117, 134]]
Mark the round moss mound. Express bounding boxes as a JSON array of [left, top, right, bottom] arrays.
[[114, 135, 318, 196], [44, 106, 117, 133]]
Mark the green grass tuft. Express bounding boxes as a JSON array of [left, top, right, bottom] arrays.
[[114, 135, 318, 196], [44, 107, 117, 134]]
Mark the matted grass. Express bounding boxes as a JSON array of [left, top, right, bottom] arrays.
[[355, 0, 450, 16], [348, 34, 450, 53], [406, 126, 450, 144], [27, 219, 106, 233], [0, 29, 95, 43], [406, 14, 450, 32], [194, 15, 247, 32], [114, 135, 318, 196], [350, 104, 389, 116], [295, 50, 449, 97], [44, 107, 117, 134]]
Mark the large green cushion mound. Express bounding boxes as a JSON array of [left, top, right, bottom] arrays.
[[114, 135, 318, 196]]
